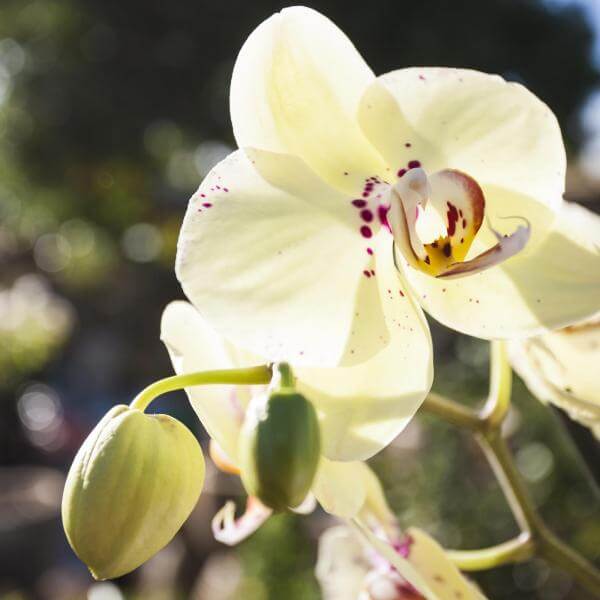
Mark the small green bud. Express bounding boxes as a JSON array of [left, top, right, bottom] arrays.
[[62, 405, 204, 580], [239, 365, 321, 511]]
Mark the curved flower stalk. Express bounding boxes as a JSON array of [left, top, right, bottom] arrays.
[[176, 6, 600, 402], [161, 300, 429, 534], [316, 468, 486, 600]]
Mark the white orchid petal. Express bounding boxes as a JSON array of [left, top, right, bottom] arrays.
[[316, 526, 370, 600], [231, 6, 387, 193], [399, 201, 600, 339], [352, 519, 437, 600], [359, 67, 565, 220], [211, 497, 272, 546], [508, 317, 600, 438], [291, 493, 318, 515], [296, 232, 433, 460], [312, 458, 369, 519], [160, 301, 255, 462], [405, 528, 488, 599], [177, 149, 380, 367]]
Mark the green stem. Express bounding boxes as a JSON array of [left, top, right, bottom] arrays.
[[130, 365, 273, 412], [446, 533, 534, 571], [480, 340, 512, 429], [476, 430, 541, 534], [419, 339, 600, 595], [422, 392, 483, 432]]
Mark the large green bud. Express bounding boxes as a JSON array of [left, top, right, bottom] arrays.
[[62, 405, 204, 580], [238, 364, 321, 511]]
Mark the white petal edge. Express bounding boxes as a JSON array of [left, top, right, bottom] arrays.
[[160, 300, 258, 462], [358, 67, 565, 222], [231, 6, 387, 193], [508, 316, 600, 438], [296, 231, 433, 460], [177, 148, 393, 368]]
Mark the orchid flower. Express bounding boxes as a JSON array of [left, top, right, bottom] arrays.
[[176, 8, 600, 407], [315, 462, 486, 600], [160, 300, 424, 539], [160, 302, 482, 596], [507, 194, 600, 438]]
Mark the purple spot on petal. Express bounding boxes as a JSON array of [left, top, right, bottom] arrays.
[[408, 160, 421, 169], [360, 209, 374, 222], [360, 225, 373, 238], [352, 199, 367, 208]]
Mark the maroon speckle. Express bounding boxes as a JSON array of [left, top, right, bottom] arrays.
[[367, 247, 374, 255], [370, 269, 375, 276], [397, 168, 407, 177], [460, 237, 464, 244], [360, 225, 373, 238], [462, 218, 467, 228], [418, 74, 426, 81], [393, 534, 414, 558], [343, 171, 349, 176], [362, 191, 369, 198], [408, 160, 421, 169], [424, 256, 431, 265], [200, 193, 206, 198], [224, 187, 229, 192], [360, 209, 373, 223], [459, 209, 463, 218], [443, 242, 452, 257], [352, 199, 367, 208], [363, 270, 372, 278], [405, 142, 412, 148], [216, 185, 221, 190], [446, 201, 459, 236], [431, 240, 438, 248], [377, 205, 390, 231], [202, 202, 212, 208]]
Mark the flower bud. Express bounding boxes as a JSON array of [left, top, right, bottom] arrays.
[[62, 405, 204, 580], [238, 380, 321, 511]]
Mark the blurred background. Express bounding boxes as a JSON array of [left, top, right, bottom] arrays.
[[0, 0, 599, 598]]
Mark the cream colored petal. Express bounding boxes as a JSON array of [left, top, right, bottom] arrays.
[[296, 232, 433, 461], [359, 68, 565, 217], [160, 301, 257, 462], [405, 528, 487, 600], [231, 6, 387, 193], [316, 526, 370, 600], [177, 148, 400, 369], [312, 458, 369, 519], [508, 316, 600, 438], [398, 201, 600, 339], [211, 498, 272, 546]]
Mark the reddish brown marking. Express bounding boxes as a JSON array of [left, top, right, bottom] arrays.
[[363, 270, 371, 278], [446, 202, 459, 236], [352, 199, 367, 208], [443, 242, 452, 257], [360, 226, 373, 238]]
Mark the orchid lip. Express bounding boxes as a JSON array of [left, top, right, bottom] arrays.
[[388, 165, 530, 279]]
